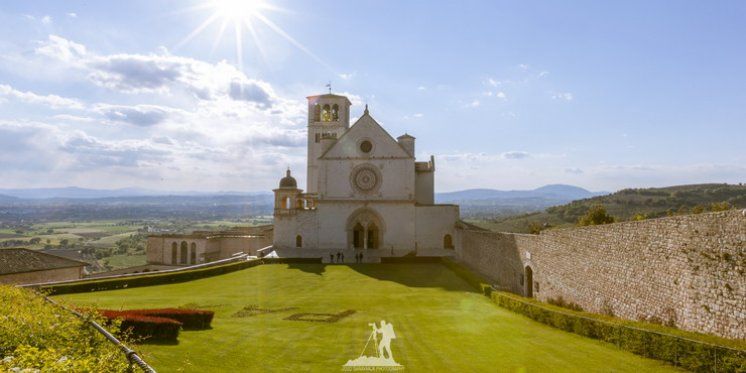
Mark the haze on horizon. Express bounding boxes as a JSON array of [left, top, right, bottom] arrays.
[[0, 0, 744, 193]]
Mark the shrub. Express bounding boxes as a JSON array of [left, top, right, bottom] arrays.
[[100, 310, 181, 342], [37, 257, 321, 295], [578, 205, 615, 226], [547, 296, 584, 311], [491, 291, 746, 372], [0, 285, 130, 372], [124, 308, 214, 330]]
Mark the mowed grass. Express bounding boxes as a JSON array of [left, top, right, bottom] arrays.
[[57, 264, 681, 372]]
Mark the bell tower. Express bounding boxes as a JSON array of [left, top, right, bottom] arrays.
[[306, 93, 352, 194]]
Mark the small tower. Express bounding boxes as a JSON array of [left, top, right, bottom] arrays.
[[273, 169, 301, 217], [306, 93, 352, 194], [397, 133, 415, 157]]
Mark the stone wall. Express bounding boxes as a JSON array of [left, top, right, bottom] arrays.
[[458, 210, 745, 340], [0, 266, 83, 285]]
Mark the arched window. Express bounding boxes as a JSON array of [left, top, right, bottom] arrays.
[[180, 241, 188, 264], [332, 104, 339, 121], [525, 266, 534, 298], [321, 104, 332, 121], [296, 235, 303, 248], [285, 197, 292, 209], [443, 234, 454, 249], [190, 243, 197, 264], [171, 242, 177, 264], [313, 104, 321, 122]]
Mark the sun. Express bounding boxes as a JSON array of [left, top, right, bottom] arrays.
[[176, 0, 330, 72]]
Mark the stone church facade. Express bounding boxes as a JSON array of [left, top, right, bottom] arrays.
[[271, 93, 460, 257]]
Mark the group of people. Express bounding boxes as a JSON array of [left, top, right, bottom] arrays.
[[328, 251, 365, 263]]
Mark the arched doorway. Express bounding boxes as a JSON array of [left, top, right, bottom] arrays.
[[190, 243, 197, 264], [443, 234, 454, 249], [346, 208, 385, 250], [353, 223, 364, 249], [180, 241, 188, 264], [296, 235, 303, 248], [171, 243, 177, 264], [525, 266, 533, 298], [367, 222, 380, 249]]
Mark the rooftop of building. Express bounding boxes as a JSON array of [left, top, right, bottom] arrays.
[[0, 248, 88, 275]]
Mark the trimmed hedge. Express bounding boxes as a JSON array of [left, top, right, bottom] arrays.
[[124, 308, 214, 330], [39, 257, 321, 295], [100, 310, 181, 342], [491, 292, 746, 372], [440, 257, 745, 372], [380, 256, 442, 263]]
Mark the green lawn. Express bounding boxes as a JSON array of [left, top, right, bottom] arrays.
[[57, 264, 680, 372]]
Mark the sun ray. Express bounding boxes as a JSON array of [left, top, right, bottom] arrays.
[[243, 19, 268, 67], [253, 13, 334, 72], [174, 12, 221, 50], [210, 19, 229, 57], [234, 21, 243, 71]]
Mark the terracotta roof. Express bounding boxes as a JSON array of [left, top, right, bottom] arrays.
[[0, 248, 87, 275]]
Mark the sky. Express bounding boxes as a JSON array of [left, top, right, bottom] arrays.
[[0, 0, 744, 193]]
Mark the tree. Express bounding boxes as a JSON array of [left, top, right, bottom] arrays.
[[29, 237, 41, 245], [59, 239, 69, 247], [709, 201, 730, 212], [578, 205, 615, 226]]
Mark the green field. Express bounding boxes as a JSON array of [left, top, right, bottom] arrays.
[[57, 264, 680, 372]]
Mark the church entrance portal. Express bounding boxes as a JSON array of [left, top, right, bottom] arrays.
[[347, 209, 384, 250]]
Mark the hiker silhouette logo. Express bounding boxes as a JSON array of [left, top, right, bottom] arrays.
[[343, 320, 403, 371]]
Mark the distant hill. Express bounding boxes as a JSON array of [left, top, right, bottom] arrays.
[[0, 184, 605, 221], [473, 183, 746, 233], [436, 184, 607, 217], [0, 187, 270, 200]]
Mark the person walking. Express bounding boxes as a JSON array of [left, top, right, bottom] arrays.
[[341, 252, 345, 263], [330, 253, 334, 263]]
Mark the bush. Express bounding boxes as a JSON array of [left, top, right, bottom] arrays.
[[37, 257, 322, 295], [124, 308, 214, 330], [100, 310, 181, 342], [491, 291, 746, 372], [578, 205, 615, 226], [0, 285, 130, 372]]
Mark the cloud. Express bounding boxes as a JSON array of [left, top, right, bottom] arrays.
[[35, 36, 281, 107], [564, 167, 584, 174], [67, 13, 77, 18], [228, 79, 273, 107], [417, 86, 427, 91], [502, 151, 531, 160], [41, 15, 53, 25], [0, 84, 84, 109], [35, 35, 87, 63], [464, 99, 480, 108], [338, 72, 355, 80], [552, 92, 574, 101], [0, 35, 365, 190], [95, 104, 175, 126]]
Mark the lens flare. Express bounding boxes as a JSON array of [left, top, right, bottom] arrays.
[[175, 0, 331, 72]]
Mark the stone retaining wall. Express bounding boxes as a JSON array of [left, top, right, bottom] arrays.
[[458, 210, 745, 340]]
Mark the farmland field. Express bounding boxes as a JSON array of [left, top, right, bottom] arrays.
[[58, 263, 680, 372]]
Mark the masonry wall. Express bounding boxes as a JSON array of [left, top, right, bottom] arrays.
[[458, 210, 746, 340], [0, 266, 83, 285]]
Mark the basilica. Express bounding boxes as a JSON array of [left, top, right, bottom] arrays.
[[271, 93, 460, 258], [146, 92, 460, 266]]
